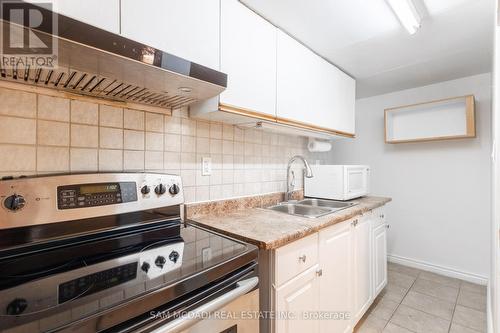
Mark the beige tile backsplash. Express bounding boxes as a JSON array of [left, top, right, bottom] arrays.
[[0, 86, 322, 203]]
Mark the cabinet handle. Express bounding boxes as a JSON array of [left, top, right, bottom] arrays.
[[351, 219, 358, 226], [316, 269, 323, 277], [380, 214, 385, 218], [386, 224, 390, 229], [298, 255, 307, 263]]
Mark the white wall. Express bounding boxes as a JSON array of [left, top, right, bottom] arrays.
[[329, 73, 492, 280], [490, 5, 500, 330]]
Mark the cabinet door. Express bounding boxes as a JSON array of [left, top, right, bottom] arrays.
[[352, 216, 373, 321], [52, 0, 120, 33], [276, 30, 355, 135], [333, 71, 356, 134], [319, 221, 353, 333], [220, 0, 277, 117], [275, 265, 320, 333], [373, 223, 388, 296], [276, 29, 322, 126], [120, 0, 220, 69]]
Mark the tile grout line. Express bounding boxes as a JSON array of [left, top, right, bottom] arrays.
[[383, 270, 421, 331], [447, 281, 461, 333]]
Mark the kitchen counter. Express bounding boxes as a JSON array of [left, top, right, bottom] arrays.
[[188, 196, 391, 250]]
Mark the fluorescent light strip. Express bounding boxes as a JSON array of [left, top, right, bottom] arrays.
[[385, 0, 421, 35]]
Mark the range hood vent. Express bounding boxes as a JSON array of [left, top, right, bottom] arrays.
[[0, 3, 227, 109]]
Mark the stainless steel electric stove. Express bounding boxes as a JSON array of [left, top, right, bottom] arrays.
[[0, 173, 258, 333]]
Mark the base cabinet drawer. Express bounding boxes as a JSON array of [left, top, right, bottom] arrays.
[[274, 233, 318, 286], [372, 207, 387, 228]]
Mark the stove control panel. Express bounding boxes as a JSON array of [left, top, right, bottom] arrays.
[[0, 173, 184, 229], [57, 182, 137, 210]]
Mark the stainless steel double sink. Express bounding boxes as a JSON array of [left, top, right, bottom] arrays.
[[267, 198, 357, 218]]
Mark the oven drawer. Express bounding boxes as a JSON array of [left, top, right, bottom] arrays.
[[274, 233, 318, 287], [180, 289, 259, 333]]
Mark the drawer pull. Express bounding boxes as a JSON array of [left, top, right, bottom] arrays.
[[380, 214, 385, 218], [316, 269, 323, 277], [351, 219, 358, 227], [298, 255, 307, 263], [386, 224, 390, 229]]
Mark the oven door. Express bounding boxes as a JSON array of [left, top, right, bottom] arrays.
[[344, 166, 370, 200], [98, 264, 259, 333]]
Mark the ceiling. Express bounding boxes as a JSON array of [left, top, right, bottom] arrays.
[[240, 0, 494, 98]]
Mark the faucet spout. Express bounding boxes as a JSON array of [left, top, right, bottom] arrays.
[[286, 155, 313, 201]]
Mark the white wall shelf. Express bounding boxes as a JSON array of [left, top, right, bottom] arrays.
[[384, 95, 475, 144]]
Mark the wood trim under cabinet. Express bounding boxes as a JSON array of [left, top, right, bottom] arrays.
[[384, 95, 475, 144], [218, 102, 277, 122], [276, 116, 355, 138], [218, 102, 356, 138]]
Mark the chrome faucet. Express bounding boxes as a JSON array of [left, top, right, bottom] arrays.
[[286, 155, 313, 201]]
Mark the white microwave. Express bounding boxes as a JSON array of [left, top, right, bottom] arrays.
[[304, 165, 370, 201]]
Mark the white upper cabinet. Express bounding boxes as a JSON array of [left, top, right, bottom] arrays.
[[276, 30, 355, 135], [334, 70, 356, 134], [120, 0, 220, 70], [219, 0, 277, 117], [51, 0, 120, 33]]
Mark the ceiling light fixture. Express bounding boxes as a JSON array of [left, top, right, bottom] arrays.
[[385, 0, 421, 35]]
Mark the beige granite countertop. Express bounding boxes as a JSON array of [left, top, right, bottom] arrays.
[[189, 196, 391, 250]]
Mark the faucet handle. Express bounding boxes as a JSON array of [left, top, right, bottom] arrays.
[[290, 170, 296, 189]]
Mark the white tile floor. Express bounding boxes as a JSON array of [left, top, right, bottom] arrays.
[[355, 262, 487, 333]]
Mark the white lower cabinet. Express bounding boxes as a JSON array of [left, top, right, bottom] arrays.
[[275, 265, 320, 333], [269, 205, 387, 333], [319, 220, 353, 333], [372, 207, 388, 296], [352, 215, 374, 322]]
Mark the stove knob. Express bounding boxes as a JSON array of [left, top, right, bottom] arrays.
[[141, 262, 150, 273], [168, 184, 180, 196], [141, 185, 150, 195], [155, 256, 166, 268], [169, 250, 180, 263], [4, 194, 26, 211], [155, 184, 166, 195], [6, 298, 28, 315]]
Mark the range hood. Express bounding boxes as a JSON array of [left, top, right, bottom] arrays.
[[0, 3, 227, 109]]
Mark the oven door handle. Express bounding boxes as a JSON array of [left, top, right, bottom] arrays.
[[148, 276, 258, 333]]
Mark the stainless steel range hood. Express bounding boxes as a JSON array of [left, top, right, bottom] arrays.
[[0, 3, 227, 109]]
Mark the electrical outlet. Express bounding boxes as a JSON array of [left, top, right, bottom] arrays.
[[202, 247, 212, 265], [201, 157, 212, 176]]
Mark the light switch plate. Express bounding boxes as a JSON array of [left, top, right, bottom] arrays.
[[201, 157, 212, 176]]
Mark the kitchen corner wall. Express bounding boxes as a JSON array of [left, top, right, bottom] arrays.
[[0, 85, 317, 203], [329, 73, 492, 280]]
